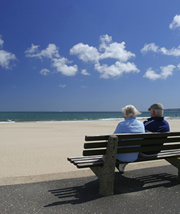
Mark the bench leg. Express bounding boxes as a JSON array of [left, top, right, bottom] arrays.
[[165, 157, 180, 179], [90, 135, 118, 196], [90, 166, 115, 196]]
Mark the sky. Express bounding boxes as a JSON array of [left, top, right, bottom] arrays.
[[0, 0, 180, 111]]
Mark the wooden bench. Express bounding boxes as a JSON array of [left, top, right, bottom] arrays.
[[67, 132, 180, 196]]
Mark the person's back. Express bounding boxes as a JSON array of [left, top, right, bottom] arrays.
[[143, 103, 170, 132], [113, 105, 145, 172], [143, 103, 170, 154]]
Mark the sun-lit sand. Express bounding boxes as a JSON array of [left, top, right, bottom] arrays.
[[0, 119, 179, 185]]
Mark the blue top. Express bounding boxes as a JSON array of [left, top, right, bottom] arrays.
[[114, 117, 145, 162], [143, 117, 170, 132]]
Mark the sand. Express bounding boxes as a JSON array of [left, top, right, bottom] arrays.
[[0, 119, 180, 185]]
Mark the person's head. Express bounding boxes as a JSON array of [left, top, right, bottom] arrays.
[[122, 105, 141, 119], [148, 103, 164, 117]]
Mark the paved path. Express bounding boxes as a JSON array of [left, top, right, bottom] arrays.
[[0, 165, 180, 214]]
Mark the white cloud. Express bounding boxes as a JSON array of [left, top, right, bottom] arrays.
[[141, 42, 180, 57], [94, 61, 140, 79], [0, 36, 4, 48], [141, 43, 159, 54], [25, 44, 60, 59], [81, 69, 90, 75], [160, 46, 180, 56], [25, 43, 78, 76], [99, 35, 135, 62], [70, 43, 100, 63], [40, 68, 51, 76], [59, 84, 66, 88], [51, 58, 78, 76], [143, 65, 176, 80], [70, 34, 135, 63], [143, 68, 161, 80], [0, 50, 16, 69], [160, 65, 176, 79], [70, 34, 138, 79], [169, 14, 180, 30], [177, 63, 180, 69], [0, 36, 16, 69]]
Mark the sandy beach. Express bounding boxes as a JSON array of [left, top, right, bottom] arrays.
[[0, 119, 180, 186]]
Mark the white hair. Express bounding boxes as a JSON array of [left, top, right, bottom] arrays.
[[122, 105, 141, 118], [153, 109, 164, 117]]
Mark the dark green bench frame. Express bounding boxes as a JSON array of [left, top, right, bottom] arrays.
[[68, 132, 180, 196]]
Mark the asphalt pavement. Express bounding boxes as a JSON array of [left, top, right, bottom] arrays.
[[0, 165, 180, 214]]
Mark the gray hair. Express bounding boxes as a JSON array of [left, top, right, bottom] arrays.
[[153, 109, 164, 117], [122, 105, 141, 118]]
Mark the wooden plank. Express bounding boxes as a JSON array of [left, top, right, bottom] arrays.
[[73, 159, 103, 165], [68, 156, 102, 163], [83, 138, 180, 149], [84, 142, 107, 149], [85, 132, 180, 141], [77, 162, 104, 168], [83, 149, 106, 156], [118, 138, 180, 146], [85, 135, 109, 141], [83, 144, 180, 156], [68, 155, 102, 161], [117, 144, 180, 153]]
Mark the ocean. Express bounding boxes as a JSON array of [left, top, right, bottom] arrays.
[[0, 111, 180, 123]]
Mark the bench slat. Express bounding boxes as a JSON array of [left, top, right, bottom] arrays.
[[73, 159, 103, 165], [84, 138, 180, 149], [116, 144, 180, 154], [68, 155, 102, 162], [83, 144, 180, 156], [85, 132, 180, 141], [76, 161, 104, 168]]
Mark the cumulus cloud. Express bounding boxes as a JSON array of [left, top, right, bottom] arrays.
[[98, 35, 135, 62], [141, 42, 180, 57], [95, 61, 140, 79], [0, 36, 4, 48], [25, 44, 60, 59], [70, 34, 138, 79], [70, 43, 99, 63], [177, 63, 180, 69], [70, 34, 135, 63], [51, 58, 78, 76], [160, 46, 180, 56], [25, 44, 78, 76], [40, 68, 51, 76], [143, 65, 176, 80], [169, 15, 180, 30], [0, 36, 16, 69], [81, 69, 90, 75], [141, 43, 159, 54]]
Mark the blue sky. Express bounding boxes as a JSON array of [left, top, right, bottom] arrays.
[[0, 0, 180, 111]]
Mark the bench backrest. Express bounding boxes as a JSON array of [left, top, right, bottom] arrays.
[[83, 132, 180, 156]]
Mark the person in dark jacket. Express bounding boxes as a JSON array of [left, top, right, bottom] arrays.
[[144, 103, 170, 133], [143, 102, 170, 154]]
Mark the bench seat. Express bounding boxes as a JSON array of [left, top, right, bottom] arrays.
[[67, 132, 180, 196]]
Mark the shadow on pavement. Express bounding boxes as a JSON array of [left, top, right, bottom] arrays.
[[45, 171, 179, 207]]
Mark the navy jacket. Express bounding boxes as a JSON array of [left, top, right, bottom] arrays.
[[143, 117, 170, 154], [143, 117, 170, 132]]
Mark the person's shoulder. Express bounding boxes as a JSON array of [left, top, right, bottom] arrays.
[[163, 119, 170, 125]]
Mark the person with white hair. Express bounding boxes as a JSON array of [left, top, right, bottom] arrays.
[[113, 105, 145, 173]]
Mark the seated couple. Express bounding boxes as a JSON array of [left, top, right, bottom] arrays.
[[114, 103, 170, 173]]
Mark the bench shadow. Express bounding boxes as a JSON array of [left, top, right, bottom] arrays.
[[44, 171, 179, 207]]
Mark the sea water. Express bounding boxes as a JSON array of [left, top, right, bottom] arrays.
[[0, 111, 179, 123]]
